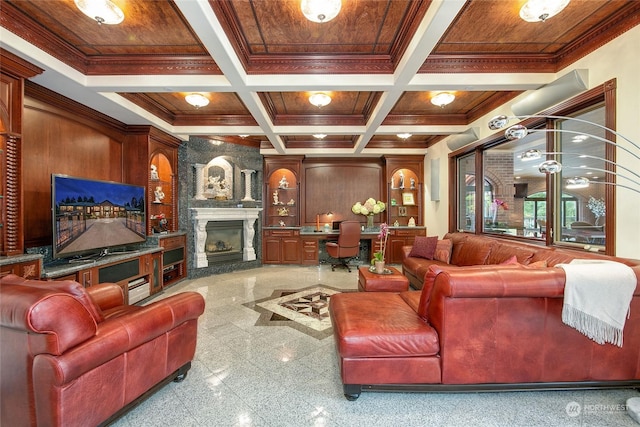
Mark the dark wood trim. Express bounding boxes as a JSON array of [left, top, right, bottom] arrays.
[[0, 49, 43, 78]]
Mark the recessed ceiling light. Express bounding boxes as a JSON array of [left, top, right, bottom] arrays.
[[239, 135, 249, 138], [431, 92, 455, 108], [301, 0, 341, 23], [185, 93, 209, 108], [397, 133, 412, 139], [313, 134, 327, 139], [309, 93, 331, 108], [74, 0, 124, 25]]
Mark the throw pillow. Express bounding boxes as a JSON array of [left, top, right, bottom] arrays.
[[524, 260, 548, 268], [500, 255, 519, 265], [433, 239, 453, 264], [408, 236, 439, 260]]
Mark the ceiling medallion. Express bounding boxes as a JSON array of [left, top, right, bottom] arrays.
[[185, 93, 210, 108], [519, 0, 570, 23], [74, 0, 124, 25], [397, 133, 412, 139], [309, 93, 331, 108], [431, 92, 455, 108], [301, 0, 341, 23]]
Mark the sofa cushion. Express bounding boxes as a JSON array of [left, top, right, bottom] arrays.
[[434, 239, 453, 264], [408, 236, 438, 259], [486, 244, 535, 265], [330, 292, 439, 358], [450, 236, 494, 266]]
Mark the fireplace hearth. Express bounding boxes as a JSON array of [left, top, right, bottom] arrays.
[[192, 208, 262, 268]]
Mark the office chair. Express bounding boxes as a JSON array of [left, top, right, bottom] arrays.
[[326, 220, 361, 272]]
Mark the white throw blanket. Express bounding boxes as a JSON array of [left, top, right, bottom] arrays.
[[558, 259, 636, 347]]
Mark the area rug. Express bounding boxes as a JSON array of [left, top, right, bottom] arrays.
[[243, 285, 349, 339]]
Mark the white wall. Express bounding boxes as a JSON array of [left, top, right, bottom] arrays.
[[424, 25, 640, 259]]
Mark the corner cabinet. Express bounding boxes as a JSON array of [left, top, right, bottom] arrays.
[[384, 155, 424, 227], [262, 156, 303, 264]]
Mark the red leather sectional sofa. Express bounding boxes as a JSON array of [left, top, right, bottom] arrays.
[[330, 233, 640, 400], [0, 275, 205, 426]]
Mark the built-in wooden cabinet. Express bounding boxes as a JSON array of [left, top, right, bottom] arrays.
[[0, 255, 42, 279], [263, 157, 303, 264], [263, 229, 301, 264], [301, 239, 319, 265], [384, 156, 424, 227], [1, 50, 43, 256], [157, 234, 186, 287], [45, 250, 161, 305]]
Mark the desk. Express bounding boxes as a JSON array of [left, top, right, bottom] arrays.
[[299, 230, 379, 266]]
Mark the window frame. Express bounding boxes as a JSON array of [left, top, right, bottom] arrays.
[[449, 79, 617, 255]]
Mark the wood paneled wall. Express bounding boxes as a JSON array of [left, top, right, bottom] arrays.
[[22, 83, 128, 247], [302, 158, 384, 226]]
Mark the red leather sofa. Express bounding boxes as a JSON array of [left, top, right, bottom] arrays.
[[330, 233, 640, 400], [0, 274, 205, 426]]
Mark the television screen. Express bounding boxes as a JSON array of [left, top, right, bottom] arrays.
[[52, 174, 146, 259]]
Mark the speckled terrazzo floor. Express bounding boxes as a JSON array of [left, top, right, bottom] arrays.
[[111, 265, 640, 427]]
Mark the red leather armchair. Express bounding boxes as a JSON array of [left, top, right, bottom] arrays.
[[0, 274, 205, 426]]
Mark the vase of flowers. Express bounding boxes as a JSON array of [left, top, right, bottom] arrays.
[[371, 223, 388, 273], [352, 198, 386, 229]]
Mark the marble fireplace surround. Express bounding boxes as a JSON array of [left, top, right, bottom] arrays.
[[192, 208, 262, 268]]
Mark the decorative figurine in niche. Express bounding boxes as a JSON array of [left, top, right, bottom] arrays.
[[205, 176, 231, 200], [153, 186, 165, 203], [150, 164, 159, 180], [410, 177, 416, 189], [278, 207, 289, 216], [287, 199, 295, 206], [279, 220, 286, 227], [408, 217, 416, 227], [279, 175, 289, 189], [273, 190, 279, 205], [398, 171, 405, 189]]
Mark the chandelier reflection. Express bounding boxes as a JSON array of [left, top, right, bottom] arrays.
[[490, 114, 640, 195]]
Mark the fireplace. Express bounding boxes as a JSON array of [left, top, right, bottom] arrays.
[[192, 207, 262, 268], [205, 220, 243, 264]]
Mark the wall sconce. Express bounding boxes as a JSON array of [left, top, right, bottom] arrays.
[[185, 93, 210, 108], [315, 211, 333, 232], [75, 0, 124, 25], [431, 92, 455, 108], [301, 0, 341, 23], [490, 114, 640, 195], [309, 93, 331, 108]]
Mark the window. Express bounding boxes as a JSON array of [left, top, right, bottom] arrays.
[[451, 82, 615, 254]]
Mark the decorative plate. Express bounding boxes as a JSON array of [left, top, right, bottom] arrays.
[[368, 266, 393, 275]]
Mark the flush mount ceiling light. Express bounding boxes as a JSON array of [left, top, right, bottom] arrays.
[[309, 92, 331, 108], [430, 92, 455, 108], [74, 0, 124, 25], [313, 134, 327, 139], [519, 0, 570, 23], [185, 93, 209, 108], [301, 0, 341, 23], [397, 133, 412, 139], [565, 176, 590, 189]]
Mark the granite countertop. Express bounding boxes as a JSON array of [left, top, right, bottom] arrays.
[[0, 253, 43, 267]]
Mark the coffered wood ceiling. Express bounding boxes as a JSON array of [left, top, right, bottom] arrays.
[[1, 0, 638, 155]]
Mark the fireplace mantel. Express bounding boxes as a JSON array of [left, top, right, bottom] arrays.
[[191, 208, 262, 268]]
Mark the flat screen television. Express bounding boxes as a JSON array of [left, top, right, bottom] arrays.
[[52, 174, 146, 259]]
